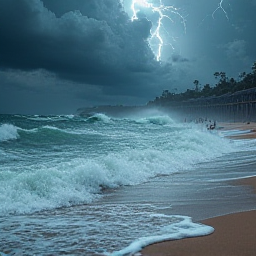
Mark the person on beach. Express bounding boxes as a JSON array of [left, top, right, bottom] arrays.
[[209, 120, 216, 130], [206, 120, 216, 130]]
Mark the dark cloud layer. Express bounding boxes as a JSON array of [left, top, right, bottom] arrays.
[[0, 0, 158, 85], [0, 0, 256, 114], [0, 0, 169, 113]]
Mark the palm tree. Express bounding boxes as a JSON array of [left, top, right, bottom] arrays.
[[214, 72, 220, 79], [193, 80, 200, 92], [239, 72, 246, 81], [252, 61, 256, 74]]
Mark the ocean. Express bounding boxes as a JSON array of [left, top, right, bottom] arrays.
[[1, 111, 256, 255]]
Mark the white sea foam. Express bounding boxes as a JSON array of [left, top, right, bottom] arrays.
[[219, 129, 252, 137], [87, 113, 112, 123], [27, 114, 75, 121], [135, 115, 175, 125], [18, 124, 89, 136], [42, 125, 63, 131], [40, 125, 104, 136], [0, 124, 19, 142], [0, 114, 240, 216], [109, 215, 214, 256], [0, 130, 235, 215]]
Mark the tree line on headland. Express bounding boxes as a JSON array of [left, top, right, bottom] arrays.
[[148, 60, 256, 105], [78, 60, 256, 119]]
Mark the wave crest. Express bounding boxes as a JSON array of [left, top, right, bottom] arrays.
[[136, 115, 175, 125], [86, 113, 111, 123], [0, 124, 19, 142]]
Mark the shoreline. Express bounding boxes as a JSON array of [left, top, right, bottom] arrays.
[[141, 176, 256, 256], [141, 123, 256, 256], [142, 210, 256, 256], [218, 121, 256, 139]]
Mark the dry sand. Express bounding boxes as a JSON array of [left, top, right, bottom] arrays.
[[141, 123, 256, 256]]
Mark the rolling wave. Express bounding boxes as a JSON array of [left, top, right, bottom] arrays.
[[85, 113, 112, 123], [0, 128, 236, 215], [0, 112, 241, 216], [26, 115, 75, 122], [135, 115, 175, 125], [0, 124, 20, 142]]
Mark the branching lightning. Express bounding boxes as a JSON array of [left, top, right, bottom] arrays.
[[212, 0, 229, 20], [131, 0, 186, 62], [130, 0, 229, 61]]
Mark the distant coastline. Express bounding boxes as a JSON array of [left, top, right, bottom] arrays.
[[78, 60, 256, 122], [77, 86, 256, 123], [77, 105, 148, 118]]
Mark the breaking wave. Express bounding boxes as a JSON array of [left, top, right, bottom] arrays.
[[0, 112, 239, 216], [0, 124, 19, 142], [135, 115, 175, 125], [0, 129, 235, 215], [85, 113, 112, 123]]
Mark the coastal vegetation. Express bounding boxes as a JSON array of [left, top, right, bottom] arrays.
[[148, 60, 256, 105]]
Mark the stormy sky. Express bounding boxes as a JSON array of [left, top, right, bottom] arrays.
[[0, 0, 256, 114]]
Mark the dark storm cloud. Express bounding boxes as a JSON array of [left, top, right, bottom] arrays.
[[0, 0, 167, 92], [171, 54, 189, 63], [1, 0, 256, 114]]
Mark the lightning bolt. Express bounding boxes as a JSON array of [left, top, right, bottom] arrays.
[[212, 0, 229, 20], [131, 0, 186, 62]]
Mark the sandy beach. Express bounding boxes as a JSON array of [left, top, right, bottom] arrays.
[[142, 209, 256, 256], [141, 123, 256, 256]]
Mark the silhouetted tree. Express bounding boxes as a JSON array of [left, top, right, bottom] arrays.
[[149, 60, 256, 105], [239, 72, 246, 81], [193, 80, 200, 92], [214, 72, 220, 79], [201, 84, 212, 97], [252, 61, 256, 75], [161, 90, 170, 98]]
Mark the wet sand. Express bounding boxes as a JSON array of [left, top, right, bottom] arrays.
[[142, 209, 256, 256], [219, 121, 256, 139], [218, 122, 256, 132], [237, 176, 256, 193], [141, 123, 256, 256]]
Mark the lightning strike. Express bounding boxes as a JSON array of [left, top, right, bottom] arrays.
[[212, 0, 229, 20], [131, 0, 186, 62]]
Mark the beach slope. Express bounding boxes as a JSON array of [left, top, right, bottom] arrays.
[[142, 209, 256, 256], [142, 124, 256, 256]]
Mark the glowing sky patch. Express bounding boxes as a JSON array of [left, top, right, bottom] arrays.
[[130, 0, 231, 62], [130, 0, 186, 61]]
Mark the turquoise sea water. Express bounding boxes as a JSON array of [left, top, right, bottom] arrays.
[[1, 112, 256, 255]]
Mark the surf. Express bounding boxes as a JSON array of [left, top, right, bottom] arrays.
[[0, 124, 20, 142], [0, 113, 237, 216]]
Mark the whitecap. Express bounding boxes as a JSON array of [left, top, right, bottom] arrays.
[[109, 215, 214, 256], [0, 124, 19, 142]]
